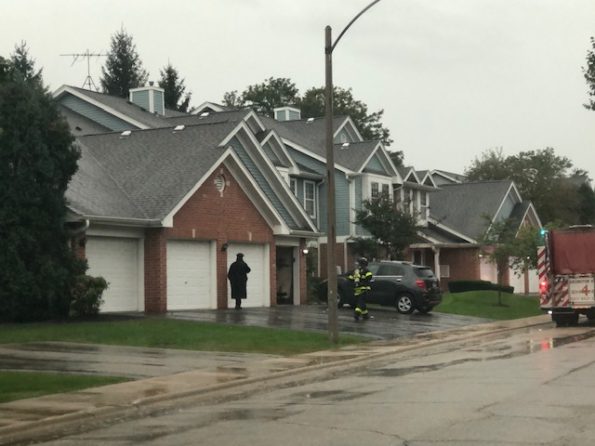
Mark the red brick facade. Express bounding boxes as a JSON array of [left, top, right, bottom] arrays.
[[142, 164, 279, 311], [438, 247, 481, 291]]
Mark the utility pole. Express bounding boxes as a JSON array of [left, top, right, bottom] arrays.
[[60, 49, 107, 91], [325, 0, 382, 344]]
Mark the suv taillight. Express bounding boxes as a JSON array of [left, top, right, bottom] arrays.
[[415, 279, 426, 289]]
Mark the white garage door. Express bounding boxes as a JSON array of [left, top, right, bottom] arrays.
[[86, 236, 142, 312], [167, 240, 214, 310], [227, 243, 269, 308]]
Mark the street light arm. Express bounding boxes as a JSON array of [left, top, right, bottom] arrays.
[[330, 0, 382, 53]]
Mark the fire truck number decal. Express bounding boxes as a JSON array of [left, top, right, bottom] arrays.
[[568, 277, 595, 303]]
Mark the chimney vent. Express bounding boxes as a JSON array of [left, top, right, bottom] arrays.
[[274, 106, 301, 121], [129, 84, 165, 115]]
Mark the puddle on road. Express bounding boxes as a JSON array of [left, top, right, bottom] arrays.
[[289, 389, 376, 403], [529, 330, 595, 352], [368, 329, 595, 379]]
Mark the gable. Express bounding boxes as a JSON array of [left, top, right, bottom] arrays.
[[363, 153, 390, 175], [60, 94, 138, 132]]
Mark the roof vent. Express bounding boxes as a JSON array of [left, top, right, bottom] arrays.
[[120, 130, 131, 137], [341, 142, 350, 149], [173, 125, 185, 131], [307, 117, 315, 123], [200, 112, 210, 117]]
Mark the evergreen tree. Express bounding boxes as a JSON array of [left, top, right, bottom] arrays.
[[100, 28, 148, 98], [158, 63, 191, 112], [0, 44, 84, 321]]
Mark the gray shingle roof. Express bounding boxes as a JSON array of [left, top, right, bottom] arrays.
[[65, 86, 174, 129], [70, 122, 237, 221], [334, 141, 379, 172], [57, 105, 111, 136], [430, 180, 514, 240]]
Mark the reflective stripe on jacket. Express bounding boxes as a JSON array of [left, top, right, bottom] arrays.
[[348, 268, 373, 296]]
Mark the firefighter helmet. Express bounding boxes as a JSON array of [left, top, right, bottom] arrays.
[[357, 257, 369, 267]]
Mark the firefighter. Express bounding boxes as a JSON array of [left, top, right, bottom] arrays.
[[348, 257, 373, 321]]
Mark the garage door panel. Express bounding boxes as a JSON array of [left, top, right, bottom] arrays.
[[86, 237, 141, 312], [227, 244, 268, 308], [167, 240, 213, 310]]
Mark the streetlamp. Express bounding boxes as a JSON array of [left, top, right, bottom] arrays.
[[325, 0, 382, 343]]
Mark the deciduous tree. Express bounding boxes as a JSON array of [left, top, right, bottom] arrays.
[[222, 77, 396, 150], [583, 36, 595, 110], [465, 147, 585, 225], [354, 194, 421, 260]]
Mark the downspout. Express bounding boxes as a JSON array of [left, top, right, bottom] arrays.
[[432, 246, 441, 282]]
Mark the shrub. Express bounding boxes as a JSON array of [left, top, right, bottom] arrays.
[[69, 275, 108, 318], [448, 280, 514, 294]]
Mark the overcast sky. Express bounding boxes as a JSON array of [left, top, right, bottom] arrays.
[[2, 0, 594, 177]]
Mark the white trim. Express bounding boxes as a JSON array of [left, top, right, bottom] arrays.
[[334, 116, 363, 142], [303, 180, 317, 219], [281, 138, 352, 175], [53, 85, 149, 129], [428, 217, 477, 244]]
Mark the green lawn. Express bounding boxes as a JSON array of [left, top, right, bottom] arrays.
[[0, 317, 365, 356], [0, 371, 128, 403], [436, 291, 542, 320], [0, 297, 541, 404]]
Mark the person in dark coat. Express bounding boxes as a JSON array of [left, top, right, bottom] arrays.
[[227, 253, 251, 309]]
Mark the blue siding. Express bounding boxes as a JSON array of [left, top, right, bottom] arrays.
[[130, 90, 150, 111], [153, 91, 164, 114], [231, 139, 300, 230], [287, 147, 351, 236], [335, 128, 353, 143], [262, 142, 281, 165], [364, 154, 389, 175], [497, 193, 516, 221], [60, 95, 138, 131]]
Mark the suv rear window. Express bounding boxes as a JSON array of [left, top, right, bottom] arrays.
[[414, 267, 435, 278]]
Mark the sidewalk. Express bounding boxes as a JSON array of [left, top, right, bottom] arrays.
[[0, 314, 550, 445]]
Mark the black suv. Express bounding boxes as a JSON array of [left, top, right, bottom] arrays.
[[321, 261, 442, 314]]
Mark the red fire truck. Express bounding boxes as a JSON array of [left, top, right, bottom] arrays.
[[538, 226, 595, 326]]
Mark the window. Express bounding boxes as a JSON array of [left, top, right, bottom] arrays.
[[371, 182, 379, 198], [304, 181, 316, 218], [290, 178, 297, 195], [439, 265, 450, 278], [381, 184, 390, 197]]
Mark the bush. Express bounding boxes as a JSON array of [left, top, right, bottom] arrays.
[[448, 280, 514, 294], [307, 276, 325, 303], [69, 275, 107, 318]]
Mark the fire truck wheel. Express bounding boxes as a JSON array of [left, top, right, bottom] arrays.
[[586, 309, 595, 321], [552, 313, 579, 327]]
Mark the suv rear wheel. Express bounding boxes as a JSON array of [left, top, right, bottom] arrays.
[[396, 294, 415, 314]]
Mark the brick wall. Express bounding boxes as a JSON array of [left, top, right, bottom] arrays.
[[439, 247, 480, 291], [159, 165, 276, 310], [144, 228, 167, 313]]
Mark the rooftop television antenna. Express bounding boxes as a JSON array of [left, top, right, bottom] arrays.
[[60, 49, 107, 91]]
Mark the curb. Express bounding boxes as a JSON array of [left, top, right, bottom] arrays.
[[0, 315, 551, 445]]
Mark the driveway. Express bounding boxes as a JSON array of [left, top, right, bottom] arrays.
[[166, 303, 490, 341]]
